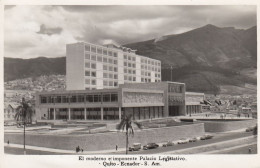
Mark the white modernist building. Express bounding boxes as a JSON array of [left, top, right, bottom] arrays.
[[66, 42, 161, 90]]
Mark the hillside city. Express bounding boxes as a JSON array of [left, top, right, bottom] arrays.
[[4, 74, 257, 114]]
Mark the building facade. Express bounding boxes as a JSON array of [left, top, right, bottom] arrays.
[[66, 42, 161, 90], [185, 92, 205, 115], [35, 82, 186, 121]]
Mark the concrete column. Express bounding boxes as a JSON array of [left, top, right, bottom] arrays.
[[101, 107, 104, 120], [84, 108, 87, 120], [53, 108, 56, 120], [68, 108, 71, 120], [119, 107, 121, 121]]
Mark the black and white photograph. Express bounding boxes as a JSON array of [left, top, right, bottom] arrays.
[[2, 2, 259, 168]]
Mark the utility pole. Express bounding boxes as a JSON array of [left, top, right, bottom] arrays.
[[170, 65, 173, 81]]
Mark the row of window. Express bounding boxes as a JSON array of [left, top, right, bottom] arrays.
[[141, 64, 161, 72], [85, 44, 118, 57], [40, 93, 118, 104], [124, 75, 136, 82], [85, 53, 118, 64], [140, 71, 161, 78], [123, 61, 136, 68], [103, 80, 118, 87], [141, 58, 161, 66], [124, 68, 136, 75], [123, 54, 136, 62], [103, 72, 118, 79]]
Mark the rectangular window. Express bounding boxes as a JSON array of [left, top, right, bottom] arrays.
[[103, 57, 108, 63], [132, 63, 136, 68], [113, 52, 118, 57], [128, 69, 132, 74], [86, 95, 94, 102], [91, 63, 96, 69], [85, 44, 90, 51], [114, 82, 118, 86], [109, 66, 113, 71], [103, 65, 108, 71], [97, 47, 102, 54], [91, 55, 96, 61], [128, 76, 132, 81], [103, 72, 108, 78], [103, 49, 107, 55], [124, 68, 127, 73], [108, 51, 113, 56], [85, 71, 90, 76], [132, 57, 136, 61], [109, 73, 113, 79], [114, 67, 117, 72], [103, 94, 110, 102], [111, 94, 118, 102], [91, 46, 96, 53], [91, 71, 96, 77], [62, 96, 68, 103], [103, 80, 108, 86], [133, 77, 136, 81], [132, 70, 136, 74], [78, 95, 85, 102], [70, 95, 77, 103], [114, 60, 117, 65], [91, 79, 96, 85], [124, 62, 127, 66], [97, 56, 102, 62], [85, 62, 90, 68], [128, 63, 131, 67], [85, 53, 90, 59], [114, 74, 118, 79], [128, 56, 131, 61], [94, 94, 101, 102], [40, 96, 47, 103], [109, 81, 113, 86], [108, 58, 113, 64], [124, 55, 127, 59], [124, 75, 128, 80], [85, 79, 90, 84]]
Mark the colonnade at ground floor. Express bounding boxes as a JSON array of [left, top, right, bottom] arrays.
[[46, 106, 164, 121], [186, 105, 202, 115]]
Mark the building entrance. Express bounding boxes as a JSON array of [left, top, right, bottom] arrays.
[[169, 106, 179, 116]]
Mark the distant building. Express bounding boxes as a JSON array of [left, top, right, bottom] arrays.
[[4, 103, 19, 121], [185, 92, 205, 114], [66, 42, 161, 90]]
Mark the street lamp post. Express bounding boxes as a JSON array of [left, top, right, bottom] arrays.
[[170, 65, 173, 81]]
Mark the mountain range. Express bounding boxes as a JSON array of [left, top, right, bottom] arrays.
[[4, 24, 257, 94]]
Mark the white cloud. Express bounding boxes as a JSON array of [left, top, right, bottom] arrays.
[[4, 5, 256, 59]]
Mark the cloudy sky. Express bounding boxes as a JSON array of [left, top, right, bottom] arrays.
[[4, 5, 256, 59]]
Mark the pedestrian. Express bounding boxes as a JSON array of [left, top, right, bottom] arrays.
[[7, 140, 9, 145], [248, 147, 252, 154], [116, 145, 118, 151], [81, 148, 83, 152]]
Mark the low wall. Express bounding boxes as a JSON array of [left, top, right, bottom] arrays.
[[198, 119, 257, 132], [5, 123, 205, 151]]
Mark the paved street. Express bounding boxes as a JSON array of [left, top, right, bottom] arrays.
[[110, 132, 255, 154], [213, 144, 257, 154]]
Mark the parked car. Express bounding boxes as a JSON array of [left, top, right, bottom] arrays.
[[129, 143, 142, 151], [200, 134, 214, 140], [246, 127, 254, 132], [177, 138, 189, 144], [189, 137, 197, 142], [162, 141, 174, 147], [143, 143, 159, 150]]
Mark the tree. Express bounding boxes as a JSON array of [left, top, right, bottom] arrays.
[[14, 97, 34, 154], [116, 115, 142, 155], [253, 125, 257, 136], [15, 98, 34, 124]]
